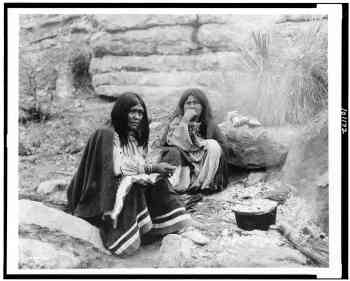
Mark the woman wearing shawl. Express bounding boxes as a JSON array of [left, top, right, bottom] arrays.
[[67, 92, 192, 256], [160, 88, 228, 195]]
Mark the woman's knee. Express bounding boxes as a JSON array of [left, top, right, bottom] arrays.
[[161, 147, 183, 165], [206, 139, 222, 156]]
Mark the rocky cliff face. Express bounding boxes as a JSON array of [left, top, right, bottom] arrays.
[[19, 14, 327, 122]]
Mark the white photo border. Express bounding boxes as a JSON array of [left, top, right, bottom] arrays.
[[3, 2, 346, 279]]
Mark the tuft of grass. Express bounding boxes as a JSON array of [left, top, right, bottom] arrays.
[[225, 21, 327, 126]]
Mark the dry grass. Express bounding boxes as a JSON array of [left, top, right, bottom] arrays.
[[221, 20, 328, 126]]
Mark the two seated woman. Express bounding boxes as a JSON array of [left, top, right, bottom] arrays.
[[66, 89, 228, 256]]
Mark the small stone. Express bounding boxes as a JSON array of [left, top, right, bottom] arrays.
[[181, 229, 210, 246], [37, 179, 69, 194], [221, 229, 229, 237], [158, 234, 194, 267], [246, 172, 267, 186], [149, 121, 162, 130]]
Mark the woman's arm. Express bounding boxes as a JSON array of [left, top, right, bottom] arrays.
[[113, 134, 175, 177], [165, 116, 196, 151]]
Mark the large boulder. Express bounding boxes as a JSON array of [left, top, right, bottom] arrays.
[[19, 223, 160, 269], [220, 119, 298, 169], [19, 199, 107, 252], [19, 238, 81, 269]]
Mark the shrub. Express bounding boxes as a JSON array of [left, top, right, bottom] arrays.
[[224, 20, 328, 126], [19, 51, 58, 123], [68, 47, 93, 95]]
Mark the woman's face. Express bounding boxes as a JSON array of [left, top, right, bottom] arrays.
[[183, 95, 203, 117], [128, 103, 144, 131]]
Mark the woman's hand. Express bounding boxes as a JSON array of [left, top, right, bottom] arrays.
[[103, 211, 118, 229], [182, 109, 198, 123], [152, 162, 176, 176]]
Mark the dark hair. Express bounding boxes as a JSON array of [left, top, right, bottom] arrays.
[[111, 92, 149, 149], [174, 88, 213, 136]]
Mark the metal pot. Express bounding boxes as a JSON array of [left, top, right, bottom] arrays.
[[232, 198, 278, 231]]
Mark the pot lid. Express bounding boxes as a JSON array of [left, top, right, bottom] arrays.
[[232, 198, 278, 215]]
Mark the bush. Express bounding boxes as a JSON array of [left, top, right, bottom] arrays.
[[19, 51, 58, 123], [222, 21, 328, 126], [68, 47, 93, 95]]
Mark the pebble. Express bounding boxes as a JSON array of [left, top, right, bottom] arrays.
[[181, 229, 210, 246]]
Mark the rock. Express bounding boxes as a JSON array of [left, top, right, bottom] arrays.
[[55, 63, 74, 98], [91, 26, 197, 57], [94, 14, 196, 32], [316, 171, 328, 188], [276, 14, 327, 24], [70, 17, 95, 34], [37, 178, 69, 194], [197, 23, 250, 52], [19, 238, 81, 269], [261, 181, 291, 204], [36, 178, 69, 205], [37, 15, 81, 29], [19, 200, 107, 252], [89, 52, 244, 74], [92, 71, 239, 89], [149, 121, 163, 131], [157, 234, 194, 267], [226, 111, 262, 128], [94, 85, 189, 101], [197, 14, 232, 24], [93, 85, 224, 111], [197, 16, 278, 52], [246, 172, 267, 186], [181, 229, 210, 246], [220, 122, 295, 169], [19, 142, 32, 156]]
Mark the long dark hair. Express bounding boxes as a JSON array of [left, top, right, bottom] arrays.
[[111, 92, 149, 149], [174, 88, 213, 136]]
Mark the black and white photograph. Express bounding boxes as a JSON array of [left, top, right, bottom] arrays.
[[3, 2, 346, 278]]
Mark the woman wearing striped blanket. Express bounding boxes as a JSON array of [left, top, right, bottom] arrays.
[[67, 92, 194, 256]]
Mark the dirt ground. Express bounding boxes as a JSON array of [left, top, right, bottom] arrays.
[[18, 94, 328, 268]]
